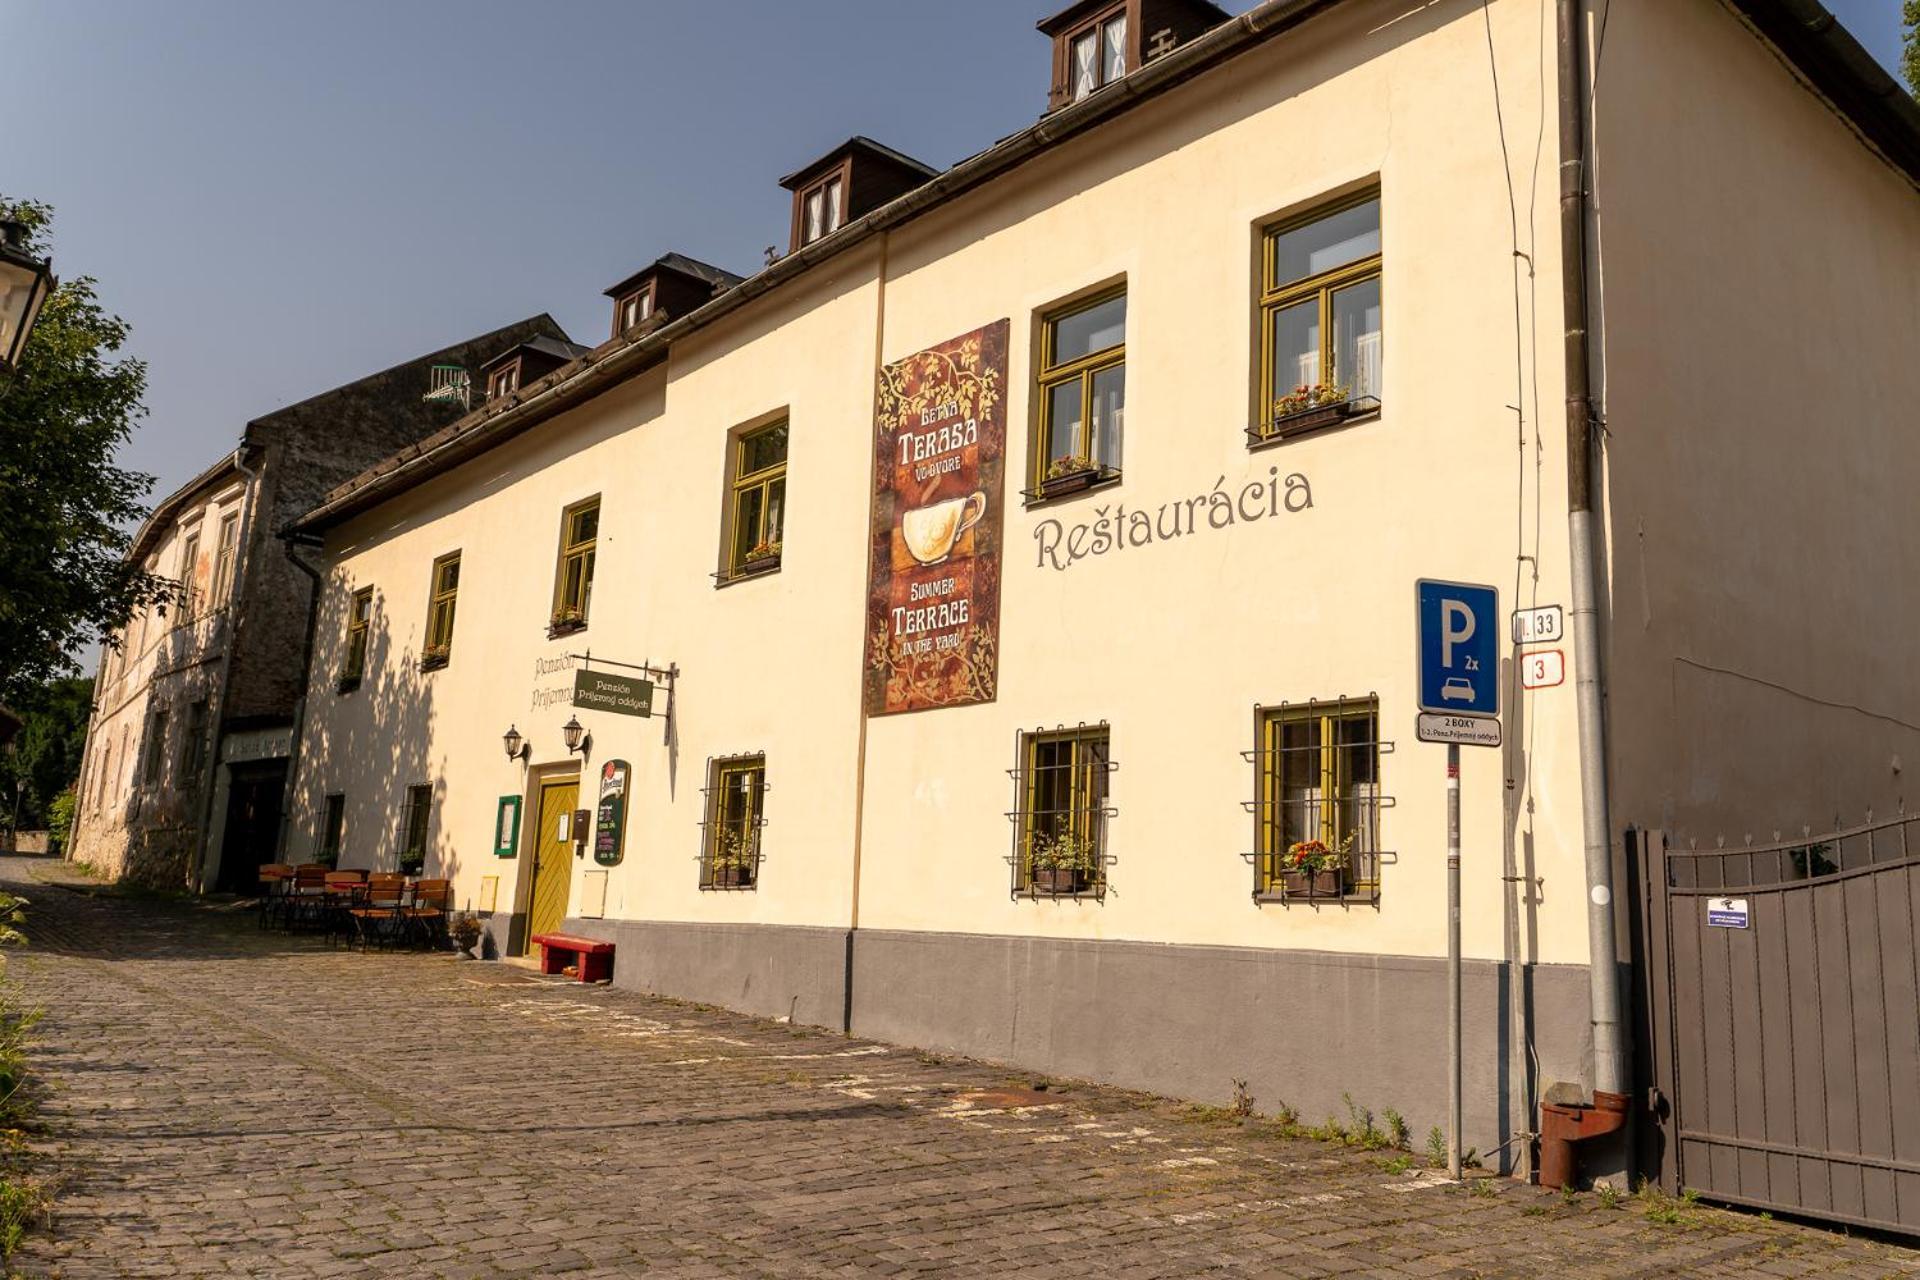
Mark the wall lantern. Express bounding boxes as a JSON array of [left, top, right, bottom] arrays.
[[502, 724, 527, 762], [0, 219, 55, 375], [561, 715, 589, 756]]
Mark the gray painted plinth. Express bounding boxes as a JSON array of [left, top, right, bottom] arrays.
[[852, 928, 1596, 1166], [560, 917, 850, 1029], [553, 916, 1597, 1167]]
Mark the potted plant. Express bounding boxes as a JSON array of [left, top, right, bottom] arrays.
[[448, 911, 483, 959], [334, 668, 361, 694], [1279, 835, 1352, 898], [397, 847, 426, 878], [711, 829, 757, 888], [1029, 828, 1099, 895], [1265, 382, 1352, 439], [739, 539, 782, 574], [547, 605, 587, 639], [419, 641, 451, 672], [1038, 453, 1101, 499]]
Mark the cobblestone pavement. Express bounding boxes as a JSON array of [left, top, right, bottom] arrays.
[[4, 856, 1917, 1279]]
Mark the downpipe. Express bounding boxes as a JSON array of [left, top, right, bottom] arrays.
[[1557, 0, 1631, 1161]]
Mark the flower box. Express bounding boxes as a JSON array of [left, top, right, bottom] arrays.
[[547, 615, 587, 640], [334, 673, 362, 695], [1280, 868, 1344, 898], [418, 651, 449, 673], [1259, 385, 1382, 445], [712, 864, 754, 889], [1037, 467, 1101, 500], [735, 554, 781, 577], [1032, 867, 1087, 895]]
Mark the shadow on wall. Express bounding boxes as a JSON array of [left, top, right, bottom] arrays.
[[290, 589, 476, 898]]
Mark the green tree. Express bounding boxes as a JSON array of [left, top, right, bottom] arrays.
[[0, 676, 94, 830], [1905, 1, 1918, 100], [0, 199, 164, 702]]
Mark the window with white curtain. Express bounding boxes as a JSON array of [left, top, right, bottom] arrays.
[[1257, 191, 1384, 433]]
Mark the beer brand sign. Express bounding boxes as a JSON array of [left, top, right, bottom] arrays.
[[863, 320, 1009, 715]]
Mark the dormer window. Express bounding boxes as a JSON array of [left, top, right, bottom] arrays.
[[1067, 6, 1126, 101], [798, 171, 846, 247], [1039, 0, 1227, 113], [780, 140, 937, 256], [487, 362, 520, 400], [617, 286, 654, 334]]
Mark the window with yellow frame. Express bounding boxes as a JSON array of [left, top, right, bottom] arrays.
[[1256, 191, 1383, 441], [339, 586, 372, 692], [550, 498, 598, 634], [1012, 725, 1113, 898], [723, 420, 787, 580], [702, 754, 766, 889], [1031, 289, 1125, 497], [421, 551, 460, 670], [1253, 698, 1384, 901]]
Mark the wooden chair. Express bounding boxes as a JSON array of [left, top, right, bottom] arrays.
[[322, 871, 366, 945], [255, 864, 293, 929], [347, 873, 407, 951], [285, 864, 331, 933], [402, 879, 451, 950]]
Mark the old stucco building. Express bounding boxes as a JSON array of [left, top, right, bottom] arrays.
[[280, 0, 1918, 1188], [70, 316, 568, 888]]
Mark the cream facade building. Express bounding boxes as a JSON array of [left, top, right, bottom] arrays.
[[70, 317, 567, 887], [282, 0, 1920, 1170]]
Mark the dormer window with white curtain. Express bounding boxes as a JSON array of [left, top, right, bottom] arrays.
[[799, 173, 844, 247]]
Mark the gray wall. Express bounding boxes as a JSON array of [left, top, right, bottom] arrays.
[[552, 916, 1595, 1166]]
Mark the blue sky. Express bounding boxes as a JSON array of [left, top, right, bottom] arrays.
[[1, 0, 1908, 513]]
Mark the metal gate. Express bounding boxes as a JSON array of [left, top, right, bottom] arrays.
[[1634, 821, 1920, 1235]]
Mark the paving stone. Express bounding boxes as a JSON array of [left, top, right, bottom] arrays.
[[4, 854, 1918, 1278]]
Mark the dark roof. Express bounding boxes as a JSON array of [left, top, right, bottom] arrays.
[[288, 0, 1920, 538], [125, 313, 559, 562], [1037, 0, 1231, 35], [480, 334, 591, 373], [242, 314, 566, 435], [602, 252, 746, 301], [779, 136, 942, 190], [127, 449, 255, 566], [1724, 0, 1920, 181]]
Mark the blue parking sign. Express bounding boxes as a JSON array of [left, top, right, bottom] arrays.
[[1417, 580, 1499, 717]]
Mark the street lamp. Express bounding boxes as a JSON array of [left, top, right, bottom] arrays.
[[561, 715, 588, 756], [0, 219, 55, 374], [502, 724, 527, 762]]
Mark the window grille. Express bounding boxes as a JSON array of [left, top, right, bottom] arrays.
[[1243, 697, 1394, 904], [699, 754, 768, 890], [1006, 723, 1117, 900]]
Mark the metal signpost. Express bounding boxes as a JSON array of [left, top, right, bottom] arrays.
[[1416, 579, 1500, 1181]]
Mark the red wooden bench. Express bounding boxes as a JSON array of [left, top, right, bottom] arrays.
[[531, 932, 614, 983]]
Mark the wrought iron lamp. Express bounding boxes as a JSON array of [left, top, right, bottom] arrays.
[[502, 724, 527, 762], [562, 715, 589, 756], [0, 219, 55, 374]]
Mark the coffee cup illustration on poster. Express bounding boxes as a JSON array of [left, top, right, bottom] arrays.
[[863, 320, 1009, 715]]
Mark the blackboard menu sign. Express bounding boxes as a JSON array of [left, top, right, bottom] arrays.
[[594, 758, 630, 866]]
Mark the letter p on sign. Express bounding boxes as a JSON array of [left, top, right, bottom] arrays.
[[1440, 600, 1475, 668], [1417, 579, 1500, 718]]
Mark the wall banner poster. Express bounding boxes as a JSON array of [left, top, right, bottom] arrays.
[[863, 319, 1010, 715], [594, 758, 630, 866]]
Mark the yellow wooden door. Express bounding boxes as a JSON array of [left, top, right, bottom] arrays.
[[528, 778, 577, 939]]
